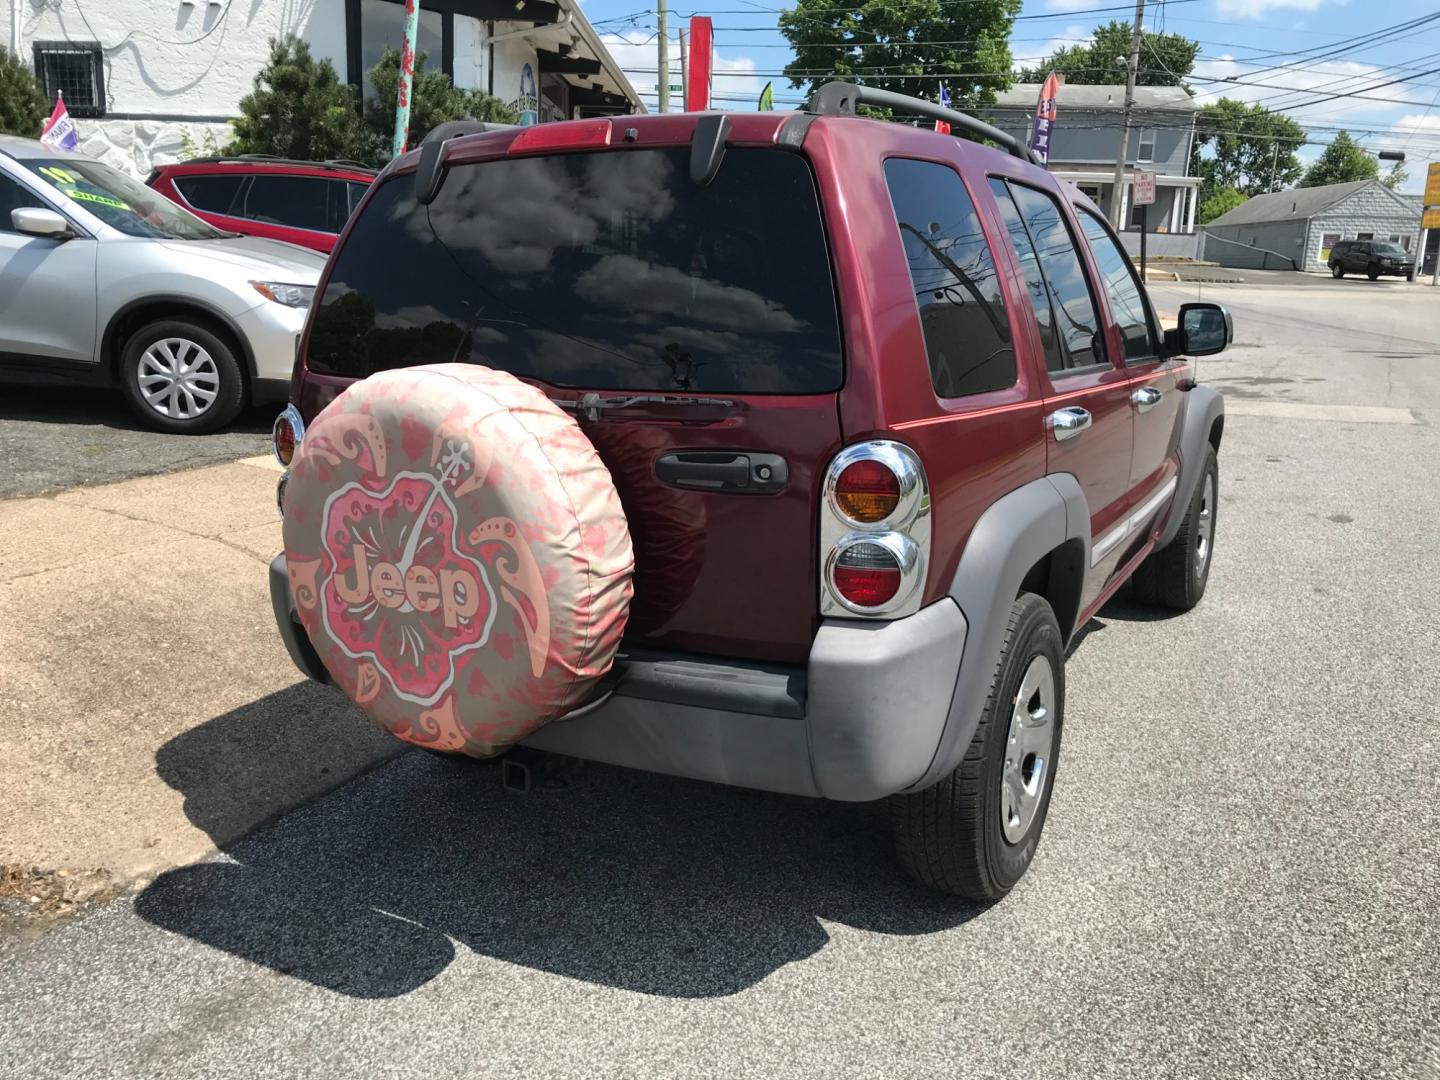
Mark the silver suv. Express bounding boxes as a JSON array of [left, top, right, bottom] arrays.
[[0, 137, 325, 433]]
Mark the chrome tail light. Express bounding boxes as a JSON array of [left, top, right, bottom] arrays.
[[820, 441, 930, 618]]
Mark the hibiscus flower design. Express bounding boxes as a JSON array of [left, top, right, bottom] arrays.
[[319, 465, 497, 705]]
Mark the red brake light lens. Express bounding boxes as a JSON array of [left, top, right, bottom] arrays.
[[272, 412, 297, 466], [509, 119, 612, 156], [834, 459, 901, 524], [832, 542, 902, 608]]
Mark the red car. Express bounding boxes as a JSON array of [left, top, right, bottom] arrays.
[[146, 157, 376, 253], [268, 89, 1231, 900]]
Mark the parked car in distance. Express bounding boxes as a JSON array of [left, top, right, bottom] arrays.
[[0, 137, 326, 432], [147, 157, 376, 254], [1329, 239, 1416, 281], [268, 86, 1231, 901]]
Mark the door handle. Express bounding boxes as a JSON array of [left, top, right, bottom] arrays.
[[1131, 386, 1163, 413], [655, 451, 789, 493], [1046, 406, 1092, 442]]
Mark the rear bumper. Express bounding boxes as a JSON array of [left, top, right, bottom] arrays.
[[269, 554, 966, 801]]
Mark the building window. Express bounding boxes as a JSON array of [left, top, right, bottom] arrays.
[[1402, 235, 1413, 250], [1356, 232, 1373, 240], [32, 42, 105, 118], [348, 0, 449, 102], [1136, 128, 1156, 163]]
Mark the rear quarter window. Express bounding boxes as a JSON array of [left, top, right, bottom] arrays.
[[306, 148, 843, 394], [882, 158, 1016, 399]]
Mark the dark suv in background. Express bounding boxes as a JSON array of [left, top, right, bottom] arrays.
[[147, 157, 375, 253], [268, 85, 1231, 900], [1329, 239, 1416, 281]]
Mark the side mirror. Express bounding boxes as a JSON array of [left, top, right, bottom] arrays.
[[1165, 301, 1232, 357], [12, 207, 73, 240]]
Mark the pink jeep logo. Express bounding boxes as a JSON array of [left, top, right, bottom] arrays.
[[320, 470, 496, 705]]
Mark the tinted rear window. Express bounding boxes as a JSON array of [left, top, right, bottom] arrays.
[[306, 148, 843, 393], [174, 174, 245, 215]]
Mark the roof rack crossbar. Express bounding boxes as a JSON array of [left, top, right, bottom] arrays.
[[806, 81, 1040, 165]]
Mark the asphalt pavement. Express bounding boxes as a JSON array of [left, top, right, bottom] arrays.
[[0, 382, 272, 498], [2, 280, 1438, 1079]]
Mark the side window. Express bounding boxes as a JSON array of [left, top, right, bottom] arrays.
[[883, 158, 1016, 398], [988, 177, 1063, 374], [0, 174, 46, 232], [243, 176, 330, 232], [173, 174, 245, 216], [347, 181, 369, 215], [1005, 182, 1106, 371], [1078, 209, 1158, 362]]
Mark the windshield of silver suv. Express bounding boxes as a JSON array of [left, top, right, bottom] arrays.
[[23, 158, 225, 240]]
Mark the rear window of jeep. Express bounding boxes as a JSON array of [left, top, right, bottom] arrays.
[[306, 148, 844, 394]]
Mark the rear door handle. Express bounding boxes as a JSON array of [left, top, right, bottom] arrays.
[[1131, 386, 1162, 413], [655, 451, 789, 493], [1046, 406, 1092, 442]]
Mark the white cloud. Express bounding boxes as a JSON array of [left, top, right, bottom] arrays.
[[1014, 26, 1090, 73], [1214, 0, 1329, 18], [1190, 56, 1421, 120]]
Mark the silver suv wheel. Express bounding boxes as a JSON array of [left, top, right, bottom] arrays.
[[1000, 654, 1057, 844], [137, 337, 221, 421]]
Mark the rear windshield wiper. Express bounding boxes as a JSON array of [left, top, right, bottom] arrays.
[[554, 393, 738, 421]]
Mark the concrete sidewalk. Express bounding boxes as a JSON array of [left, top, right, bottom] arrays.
[[0, 457, 399, 921]]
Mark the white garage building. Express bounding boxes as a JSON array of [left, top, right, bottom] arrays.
[[4, 0, 643, 175]]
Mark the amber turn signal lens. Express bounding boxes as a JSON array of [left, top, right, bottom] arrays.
[[273, 413, 297, 467], [834, 459, 901, 523]]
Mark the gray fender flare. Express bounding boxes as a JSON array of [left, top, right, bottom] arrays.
[[905, 473, 1089, 794], [1156, 385, 1224, 550]]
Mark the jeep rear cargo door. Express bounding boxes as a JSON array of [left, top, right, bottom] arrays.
[[304, 146, 845, 664]]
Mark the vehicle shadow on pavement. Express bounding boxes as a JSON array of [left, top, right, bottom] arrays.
[[136, 702, 985, 1000], [0, 382, 274, 434]]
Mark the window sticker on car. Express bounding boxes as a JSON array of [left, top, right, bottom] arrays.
[[58, 188, 131, 212]]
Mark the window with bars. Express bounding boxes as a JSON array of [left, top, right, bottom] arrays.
[[32, 42, 105, 118]]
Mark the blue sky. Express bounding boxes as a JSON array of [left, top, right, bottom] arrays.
[[585, 0, 1440, 193]]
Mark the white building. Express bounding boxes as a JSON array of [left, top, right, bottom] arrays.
[[4, 0, 643, 175]]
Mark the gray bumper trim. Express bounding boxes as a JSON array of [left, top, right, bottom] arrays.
[[268, 553, 966, 801]]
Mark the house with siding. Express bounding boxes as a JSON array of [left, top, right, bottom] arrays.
[[1201, 179, 1423, 271], [978, 84, 1201, 258], [4, 0, 643, 177]]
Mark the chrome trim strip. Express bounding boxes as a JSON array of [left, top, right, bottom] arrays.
[[1090, 523, 1127, 567], [1088, 476, 1179, 568]]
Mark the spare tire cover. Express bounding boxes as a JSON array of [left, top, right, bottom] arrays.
[[282, 363, 633, 757]]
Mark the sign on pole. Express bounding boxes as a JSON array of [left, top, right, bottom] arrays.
[[1424, 208, 1440, 230], [1425, 162, 1440, 207], [1133, 169, 1157, 205]]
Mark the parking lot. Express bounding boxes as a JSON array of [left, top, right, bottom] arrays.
[[1, 278, 1438, 1079]]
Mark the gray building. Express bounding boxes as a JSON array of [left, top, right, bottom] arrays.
[[979, 84, 1201, 257], [1202, 180, 1423, 271]]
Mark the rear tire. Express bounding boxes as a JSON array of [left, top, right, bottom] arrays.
[[890, 592, 1064, 901], [120, 319, 246, 434], [1130, 447, 1218, 612]]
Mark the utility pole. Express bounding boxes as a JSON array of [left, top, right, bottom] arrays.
[[1269, 143, 1279, 193], [679, 28, 688, 110], [1108, 0, 1145, 228], [657, 0, 670, 113]]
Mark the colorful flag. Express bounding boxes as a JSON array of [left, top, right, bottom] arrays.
[[758, 82, 774, 111], [40, 92, 79, 153], [935, 84, 951, 135], [1029, 72, 1061, 165], [685, 16, 713, 112]]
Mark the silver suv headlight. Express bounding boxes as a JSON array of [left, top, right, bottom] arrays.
[[251, 281, 316, 308]]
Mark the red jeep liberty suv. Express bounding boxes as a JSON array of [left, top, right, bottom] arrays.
[[268, 84, 1230, 901]]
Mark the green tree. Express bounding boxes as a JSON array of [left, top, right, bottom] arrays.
[[779, 0, 1020, 108], [1199, 186, 1247, 224], [1194, 97, 1306, 204], [1299, 130, 1379, 188], [1020, 21, 1198, 88], [227, 35, 369, 162], [1382, 160, 1408, 190], [363, 47, 517, 163], [0, 46, 48, 138]]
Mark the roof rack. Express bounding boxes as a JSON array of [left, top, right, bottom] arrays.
[[806, 82, 1041, 165], [172, 154, 378, 174]]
